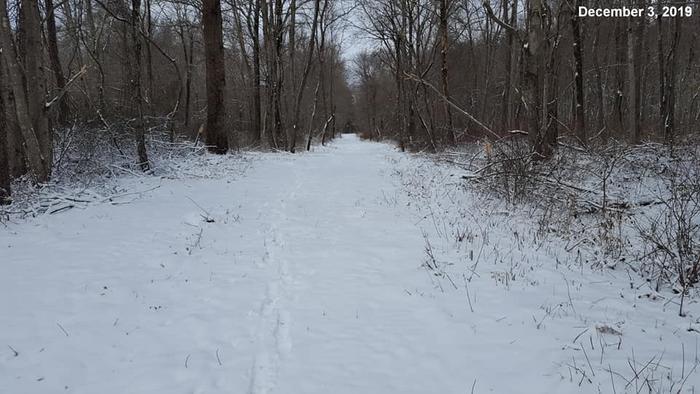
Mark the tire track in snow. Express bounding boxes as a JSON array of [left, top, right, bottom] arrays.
[[248, 164, 300, 394]]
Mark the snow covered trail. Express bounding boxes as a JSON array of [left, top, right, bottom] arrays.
[[0, 135, 471, 394], [2, 134, 698, 393]]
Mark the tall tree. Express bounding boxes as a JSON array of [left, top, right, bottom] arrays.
[[22, 0, 53, 178], [45, 0, 70, 124], [662, 13, 682, 144], [501, 0, 516, 132], [570, 0, 586, 142], [0, 63, 10, 203], [202, 0, 230, 153], [439, 0, 454, 144], [252, 0, 263, 145], [0, 0, 50, 181], [627, 0, 644, 144], [131, 0, 150, 170], [289, 0, 321, 153]]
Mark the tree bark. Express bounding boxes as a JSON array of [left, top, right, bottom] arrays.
[[657, 11, 666, 141], [571, 0, 586, 142], [439, 0, 455, 144], [22, 0, 52, 179], [525, 0, 549, 158], [202, 0, 229, 153], [591, 16, 606, 139], [614, 18, 626, 136], [145, 0, 154, 110], [45, 0, 70, 124], [663, 13, 681, 144], [0, 0, 48, 181], [130, 0, 150, 170], [627, 13, 638, 143], [252, 0, 262, 145], [289, 0, 321, 153], [0, 1, 51, 182], [0, 56, 25, 178], [178, 25, 194, 127], [0, 63, 10, 203], [240, 0, 262, 145]]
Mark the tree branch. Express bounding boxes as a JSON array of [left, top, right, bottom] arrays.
[[45, 66, 87, 109], [404, 72, 501, 139]]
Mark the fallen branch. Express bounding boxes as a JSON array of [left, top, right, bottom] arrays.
[[45, 66, 88, 109], [404, 73, 501, 140]]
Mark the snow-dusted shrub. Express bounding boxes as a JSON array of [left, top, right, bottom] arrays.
[[465, 135, 535, 203], [0, 119, 251, 221], [632, 152, 700, 315], [451, 135, 700, 297]]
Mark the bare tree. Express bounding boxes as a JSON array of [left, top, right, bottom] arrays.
[[22, 0, 53, 177], [0, 0, 50, 181], [439, 0, 454, 144], [289, 0, 321, 153], [661, 13, 682, 144], [570, 0, 585, 142], [203, 0, 230, 153], [130, 0, 151, 170], [45, 0, 71, 124], [0, 64, 9, 203]]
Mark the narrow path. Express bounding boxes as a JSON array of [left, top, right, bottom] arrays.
[[4, 134, 698, 393], [0, 135, 475, 394], [247, 135, 471, 393], [0, 136, 584, 394]]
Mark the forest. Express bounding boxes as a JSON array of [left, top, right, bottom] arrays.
[[1, 0, 699, 196], [1, 0, 700, 392], [0, 0, 356, 199]]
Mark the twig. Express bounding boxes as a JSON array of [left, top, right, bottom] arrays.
[[608, 364, 617, 394], [463, 274, 474, 312], [7, 345, 19, 357], [186, 196, 214, 222], [56, 322, 69, 337], [45, 66, 88, 109], [49, 205, 75, 215], [189, 227, 204, 255], [572, 328, 588, 343], [216, 348, 222, 366], [101, 185, 161, 203], [404, 73, 501, 140], [580, 341, 595, 376], [561, 273, 577, 315]]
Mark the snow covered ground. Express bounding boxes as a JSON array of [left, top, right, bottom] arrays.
[[1, 134, 698, 393]]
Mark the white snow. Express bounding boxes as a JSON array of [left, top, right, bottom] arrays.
[[1, 134, 698, 393]]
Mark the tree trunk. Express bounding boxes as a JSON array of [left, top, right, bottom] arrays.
[[272, 0, 284, 148], [131, 0, 150, 170], [84, 0, 106, 111], [440, 0, 455, 144], [0, 56, 26, 178], [614, 18, 626, 136], [289, 0, 321, 153], [202, 0, 229, 153], [45, 0, 70, 124], [663, 14, 681, 144], [571, 0, 585, 142], [145, 0, 154, 110], [627, 15, 637, 143], [178, 25, 194, 127], [249, 0, 262, 145], [657, 11, 666, 141], [22, 0, 52, 179], [525, 0, 549, 158], [0, 64, 10, 204], [0, 0, 48, 181]]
